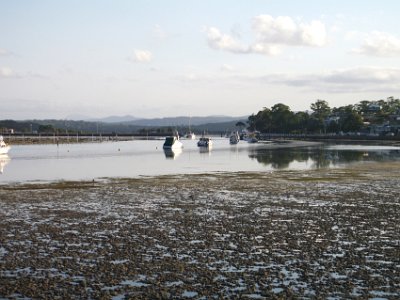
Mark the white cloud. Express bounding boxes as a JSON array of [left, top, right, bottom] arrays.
[[0, 48, 16, 57], [205, 26, 279, 56], [205, 27, 248, 53], [344, 30, 361, 41], [0, 67, 47, 79], [352, 31, 400, 57], [220, 64, 235, 72], [252, 15, 327, 47], [205, 15, 328, 56], [183, 73, 198, 81], [132, 49, 153, 63], [249, 43, 281, 56], [0, 67, 14, 78], [255, 67, 400, 93], [0, 48, 10, 56]]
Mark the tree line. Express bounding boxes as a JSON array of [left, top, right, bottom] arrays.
[[247, 97, 400, 134]]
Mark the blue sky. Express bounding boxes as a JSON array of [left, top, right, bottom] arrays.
[[1, 0, 400, 119]]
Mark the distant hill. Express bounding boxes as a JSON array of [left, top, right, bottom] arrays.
[[123, 115, 248, 127], [64, 114, 247, 126], [88, 115, 140, 123], [66, 114, 139, 123], [2, 115, 249, 134]]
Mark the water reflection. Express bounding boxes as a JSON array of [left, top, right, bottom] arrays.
[[199, 146, 212, 155], [0, 155, 10, 174], [249, 147, 400, 169], [2, 141, 400, 183], [163, 148, 182, 160]]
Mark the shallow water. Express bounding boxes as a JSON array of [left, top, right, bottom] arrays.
[[0, 138, 399, 183]]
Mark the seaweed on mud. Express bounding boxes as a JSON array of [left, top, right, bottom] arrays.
[[0, 163, 399, 299], [0, 180, 99, 191]]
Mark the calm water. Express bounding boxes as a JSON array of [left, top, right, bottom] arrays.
[[1, 138, 400, 183]]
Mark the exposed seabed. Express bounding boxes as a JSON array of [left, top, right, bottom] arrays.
[[1, 162, 399, 299]]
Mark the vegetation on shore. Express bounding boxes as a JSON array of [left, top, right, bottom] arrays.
[[0, 118, 247, 136], [1, 97, 399, 136], [248, 97, 400, 135]]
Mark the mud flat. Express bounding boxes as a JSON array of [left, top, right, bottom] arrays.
[[0, 162, 399, 299], [3, 135, 135, 145]]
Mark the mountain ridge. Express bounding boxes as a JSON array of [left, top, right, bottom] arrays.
[[1, 115, 249, 134], [64, 115, 248, 126]]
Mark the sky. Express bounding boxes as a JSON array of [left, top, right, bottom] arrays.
[[1, 0, 400, 120]]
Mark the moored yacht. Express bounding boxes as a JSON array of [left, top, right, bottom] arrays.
[[163, 132, 183, 149], [185, 132, 196, 140], [197, 137, 212, 147]]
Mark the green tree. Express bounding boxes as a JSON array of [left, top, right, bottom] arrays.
[[292, 111, 311, 134], [248, 108, 273, 132], [333, 105, 363, 132], [355, 100, 372, 115], [311, 100, 331, 118], [382, 96, 400, 114], [270, 103, 294, 133], [235, 121, 246, 131], [247, 114, 257, 131], [310, 100, 331, 133], [38, 124, 55, 133]]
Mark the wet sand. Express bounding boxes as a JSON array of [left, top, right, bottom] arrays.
[[3, 135, 135, 145], [0, 162, 399, 299]]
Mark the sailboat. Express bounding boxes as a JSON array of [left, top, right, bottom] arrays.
[[185, 132, 196, 140], [185, 116, 196, 139]]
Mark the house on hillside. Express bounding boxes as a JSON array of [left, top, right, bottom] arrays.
[[389, 109, 400, 124], [367, 103, 381, 113], [325, 115, 340, 125]]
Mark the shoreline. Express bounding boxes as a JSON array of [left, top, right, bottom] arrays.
[[2, 134, 400, 146], [2, 135, 138, 145]]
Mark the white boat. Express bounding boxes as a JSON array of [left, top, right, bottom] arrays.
[[185, 116, 195, 140], [197, 137, 212, 147], [163, 135, 183, 149], [245, 132, 258, 143], [0, 136, 10, 155], [229, 131, 240, 145], [185, 132, 196, 140]]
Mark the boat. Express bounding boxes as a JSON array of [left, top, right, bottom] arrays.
[[197, 137, 212, 147], [0, 136, 10, 155], [185, 116, 196, 140], [245, 132, 258, 143], [185, 132, 196, 140], [229, 131, 240, 145], [163, 133, 183, 149]]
